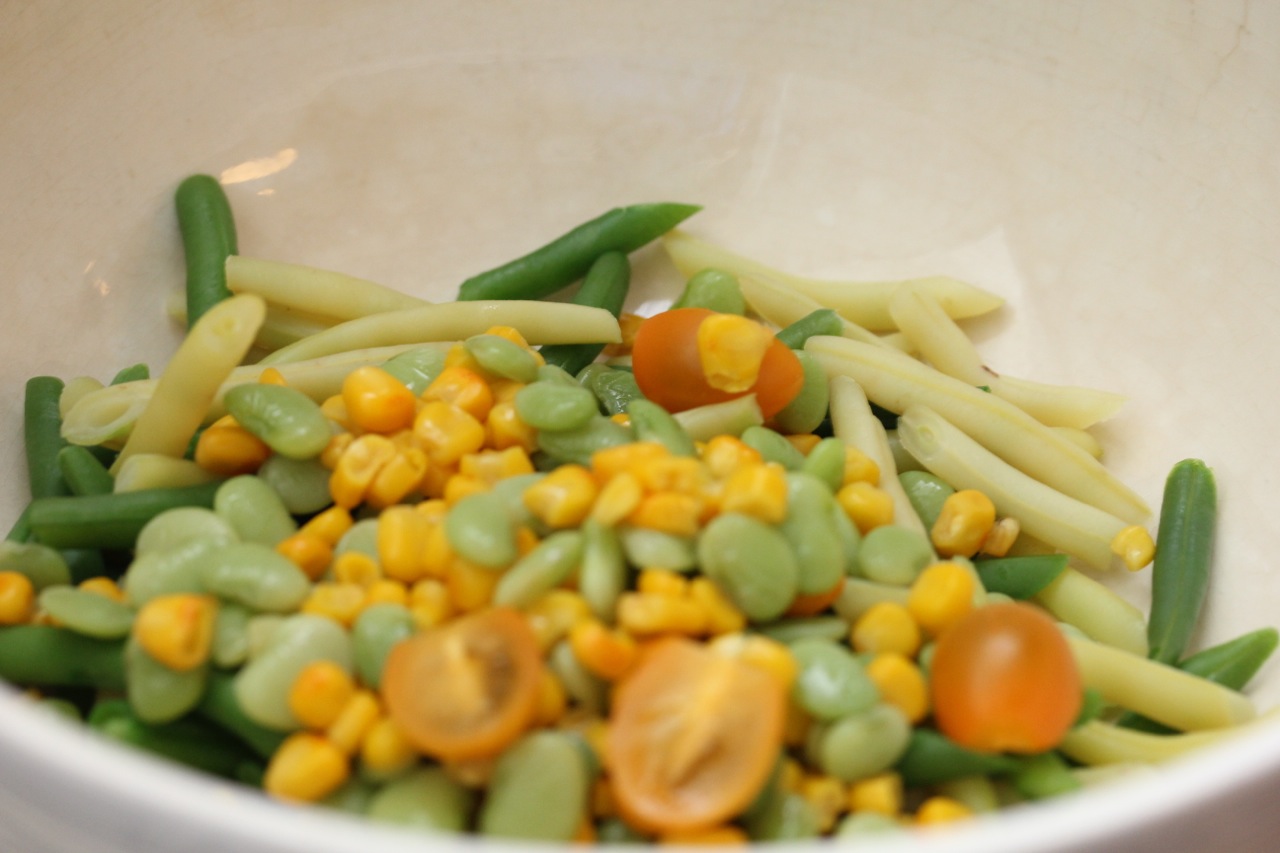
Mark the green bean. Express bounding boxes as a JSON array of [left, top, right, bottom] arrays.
[[5, 505, 32, 543], [741, 425, 806, 470], [781, 472, 847, 595], [539, 251, 631, 374], [799, 437, 846, 493], [536, 363, 581, 386], [578, 518, 626, 620], [0, 541, 71, 589], [579, 363, 643, 416], [535, 415, 632, 466], [1010, 751, 1081, 800], [89, 698, 260, 780], [110, 363, 151, 385], [198, 670, 287, 758], [222, 383, 332, 460], [855, 524, 934, 585], [789, 639, 879, 721], [1117, 627, 1279, 734], [898, 470, 955, 529], [24, 376, 70, 499], [26, 480, 222, 550], [456, 203, 700, 302], [934, 775, 1001, 814], [478, 730, 593, 840], [255, 454, 333, 515], [56, 446, 115, 496], [352, 603, 415, 690], [125, 637, 207, 724], [367, 766, 475, 832], [698, 512, 798, 621], [618, 526, 697, 571], [37, 586, 134, 639], [0, 625, 125, 690], [515, 382, 599, 432], [176, 174, 238, 327], [895, 728, 1023, 786], [973, 554, 1069, 600], [671, 267, 747, 314], [813, 703, 912, 782], [772, 351, 830, 435], [1148, 459, 1216, 665], [198, 543, 311, 612], [493, 530, 584, 609], [445, 491, 519, 569], [214, 475, 298, 546], [465, 333, 541, 383], [775, 308, 844, 350], [380, 346, 446, 395], [757, 616, 850, 645], [233, 613, 354, 730], [626, 398, 696, 456]]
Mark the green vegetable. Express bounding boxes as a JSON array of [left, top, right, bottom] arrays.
[[775, 308, 844, 350], [456, 203, 699, 302], [626, 398, 696, 457], [56, 445, 115, 496], [579, 363, 644, 416], [222, 383, 331, 461], [539, 251, 632, 374], [974, 554, 1069, 600], [895, 728, 1023, 786], [24, 376, 70, 500], [1148, 459, 1216, 664], [0, 625, 126, 690], [26, 481, 222, 550], [671, 267, 746, 314], [90, 698, 261, 780], [175, 174, 238, 327]]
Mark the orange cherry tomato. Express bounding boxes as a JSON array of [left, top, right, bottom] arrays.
[[607, 637, 786, 834], [784, 576, 847, 617], [929, 602, 1082, 754], [631, 307, 803, 419], [380, 607, 543, 762]]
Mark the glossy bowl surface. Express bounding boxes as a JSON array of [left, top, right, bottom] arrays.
[[2, 2, 1279, 851]]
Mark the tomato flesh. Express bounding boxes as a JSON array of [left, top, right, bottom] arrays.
[[929, 602, 1082, 754], [631, 307, 803, 418], [380, 607, 543, 762], [607, 637, 786, 834]]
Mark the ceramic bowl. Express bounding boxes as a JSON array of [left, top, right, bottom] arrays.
[[2, 2, 1279, 851]]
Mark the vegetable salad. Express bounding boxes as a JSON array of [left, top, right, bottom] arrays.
[[0, 175, 1274, 842]]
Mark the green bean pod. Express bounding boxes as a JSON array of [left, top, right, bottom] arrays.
[[26, 481, 222, 551], [24, 376, 70, 499], [539, 251, 632, 374], [974, 554, 1069, 600], [90, 698, 260, 780], [56, 445, 115, 496], [198, 670, 287, 758], [110, 363, 151, 385], [222, 383, 332, 460], [1009, 751, 1081, 800], [175, 174, 238, 327], [775, 308, 844, 350], [456, 203, 700, 302], [1148, 459, 1216, 664], [0, 625, 125, 689], [895, 728, 1024, 786]]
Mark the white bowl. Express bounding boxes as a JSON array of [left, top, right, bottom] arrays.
[[3, 2, 1280, 851]]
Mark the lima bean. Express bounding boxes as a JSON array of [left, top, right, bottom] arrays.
[[814, 703, 912, 782], [626, 398, 696, 457], [619, 526, 697, 572], [465, 334, 541, 383], [366, 766, 474, 831], [125, 637, 207, 724], [234, 614, 354, 730], [478, 731, 592, 841], [741, 425, 806, 470], [255, 455, 333, 515], [197, 542, 311, 612], [37, 586, 134, 639], [698, 513, 797, 622], [445, 492, 518, 569], [799, 437, 847, 493], [771, 351, 830, 435], [578, 519, 626, 620], [780, 472, 846, 595], [123, 540, 216, 606], [222, 383, 332, 460], [135, 506, 237, 556], [352, 603, 415, 690], [789, 639, 880, 721], [214, 475, 297, 546], [493, 530, 584, 609], [0, 541, 70, 590], [856, 524, 934, 585], [516, 382, 599, 432], [380, 346, 446, 395]]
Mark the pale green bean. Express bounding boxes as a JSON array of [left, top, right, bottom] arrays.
[[126, 637, 208, 724], [352, 603, 415, 690], [197, 542, 311, 612], [234, 614, 354, 730], [493, 531, 584, 609], [122, 541, 215, 606], [223, 383, 332, 460], [445, 492, 518, 570], [790, 639, 879, 721], [618, 526, 697, 572], [366, 766, 474, 831], [37, 586, 134, 639], [578, 519, 626, 621], [0, 541, 71, 590], [214, 475, 298, 546], [135, 507, 238, 556], [515, 382, 598, 432], [255, 455, 333, 515], [781, 473, 846, 595], [813, 703, 912, 782], [698, 513, 798, 621], [856, 525, 934, 585], [465, 334, 541, 383], [478, 730, 592, 840]]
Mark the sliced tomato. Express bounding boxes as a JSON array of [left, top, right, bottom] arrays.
[[930, 602, 1082, 754], [380, 607, 543, 762], [606, 637, 786, 834], [631, 307, 803, 418]]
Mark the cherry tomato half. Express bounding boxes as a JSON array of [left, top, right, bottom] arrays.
[[380, 607, 543, 762], [631, 307, 803, 419], [929, 602, 1082, 754], [607, 638, 786, 834]]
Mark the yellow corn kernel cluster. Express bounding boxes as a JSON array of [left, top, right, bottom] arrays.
[[915, 795, 974, 825], [616, 570, 745, 639], [0, 571, 35, 625], [865, 652, 930, 724], [931, 489, 996, 558], [847, 772, 904, 817], [850, 601, 922, 658], [132, 594, 217, 671], [193, 418, 271, 477]]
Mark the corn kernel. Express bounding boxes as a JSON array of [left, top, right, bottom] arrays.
[[320, 394, 352, 431], [364, 579, 410, 607], [785, 433, 822, 456], [446, 557, 500, 612], [700, 434, 763, 479], [300, 506, 355, 547], [799, 774, 847, 833], [360, 716, 418, 777], [377, 505, 432, 583], [301, 582, 367, 627], [342, 366, 417, 434], [696, 312, 772, 393], [636, 569, 689, 598], [569, 620, 639, 681], [523, 464, 599, 529], [332, 551, 383, 587], [626, 490, 703, 537], [330, 433, 398, 509], [276, 532, 333, 581], [460, 446, 535, 485], [916, 796, 973, 825], [413, 401, 487, 467], [264, 732, 349, 802], [326, 689, 381, 755], [907, 561, 977, 637], [589, 471, 644, 525], [688, 577, 747, 635], [865, 653, 930, 724], [78, 576, 126, 603], [485, 400, 538, 452], [419, 521, 455, 579], [535, 668, 568, 725], [443, 473, 489, 505], [836, 481, 895, 533], [525, 590, 592, 651], [602, 312, 644, 358], [851, 601, 922, 658], [591, 441, 671, 482], [931, 489, 997, 558], [659, 826, 750, 845], [979, 516, 1021, 558], [366, 447, 430, 509], [133, 594, 217, 671], [1111, 524, 1156, 571], [319, 431, 353, 469], [635, 456, 709, 496], [719, 462, 789, 523], [708, 632, 798, 691], [409, 578, 453, 630], [424, 365, 494, 421], [288, 660, 356, 730], [848, 772, 903, 816], [842, 447, 881, 486], [193, 423, 271, 477], [0, 571, 35, 625]]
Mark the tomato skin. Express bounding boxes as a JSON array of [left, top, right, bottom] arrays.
[[380, 607, 543, 762], [929, 602, 1082, 754], [631, 307, 803, 418], [607, 638, 786, 834]]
